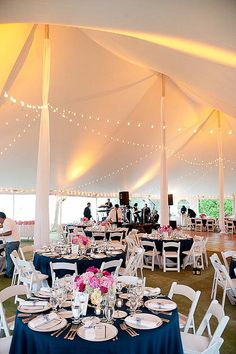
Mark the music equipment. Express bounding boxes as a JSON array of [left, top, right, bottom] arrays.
[[119, 191, 129, 206], [168, 194, 173, 206]]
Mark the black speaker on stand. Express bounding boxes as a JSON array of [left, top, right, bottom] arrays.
[[119, 191, 129, 206]]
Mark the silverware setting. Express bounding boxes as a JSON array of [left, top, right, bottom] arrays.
[[119, 322, 139, 337], [51, 322, 70, 337], [64, 324, 78, 340], [22, 314, 38, 324]]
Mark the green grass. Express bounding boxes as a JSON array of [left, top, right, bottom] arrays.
[[0, 246, 235, 353]]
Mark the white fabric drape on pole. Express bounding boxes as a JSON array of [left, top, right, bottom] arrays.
[[160, 74, 169, 225], [217, 111, 225, 233], [233, 194, 236, 217], [34, 25, 51, 249]]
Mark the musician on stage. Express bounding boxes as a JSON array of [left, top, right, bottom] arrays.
[[142, 203, 151, 223], [105, 198, 113, 215], [108, 204, 122, 227], [133, 203, 141, 223]]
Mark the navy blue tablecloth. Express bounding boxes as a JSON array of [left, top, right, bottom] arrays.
[[141, 237, 193, 263], [10, 303, 183, 354], [34, 252, 126, 286]]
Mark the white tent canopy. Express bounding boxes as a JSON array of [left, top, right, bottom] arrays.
[[0, 0, 235, 197]]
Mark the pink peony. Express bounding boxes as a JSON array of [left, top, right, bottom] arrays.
[[102, 270, 110, 276], [89, 276, 100, 289], [72, 235, 79, 244], [86, 266, 99, 274], [100, 286, 108, 294]]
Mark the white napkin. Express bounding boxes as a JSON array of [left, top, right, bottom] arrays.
[[126, 316, 156, 329], [150, 301, 174, 310], [144, 287, 160, 296], [30, 313, 60, 329], [84, 324, 106, 340], [19, 301, 48, 311]]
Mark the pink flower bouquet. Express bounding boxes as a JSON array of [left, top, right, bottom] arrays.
[[158, 225, 172, 234], [72, 233, 90, 247], [74, 267, 115, 305]]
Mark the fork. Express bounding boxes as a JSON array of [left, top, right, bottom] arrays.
[[68, 325, 79, 340], [120, 323, 138, 337], [122, 322, 139, 336], [63, 324, 73, 339]]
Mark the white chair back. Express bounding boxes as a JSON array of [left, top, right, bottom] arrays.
[[221, 250, 236, 272], [168, 281, 201, 333], [109, 232, 124, 242], [196, 300, 229, 347], [92, 232, 106, 241], [119, 247, 144, 277], [0, 285, 29, 336], [19, 245, 34, 261], [100, 258, 123, 276], [162, 242, 180, 272], [117, 275, 146, 286], [50, 262, 78, 285]]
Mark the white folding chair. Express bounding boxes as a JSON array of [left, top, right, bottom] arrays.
[[92, 232, 106, 241], [19, 245, 34, 261], [162, 242, 180, 272], [141, 240, 161, 271], [168, 282, 201, 334], [0, 336, 12, 354], [210, 255, 236, 307], [100, 258, 123, 276], [10, 250, 21, 287], [182, 240, 204, 270], [195, 219, 203, 232], [119, 247, 144, 278], [109, 232, 124, 243], [206, 219, 215, 232], [0, 285, 29, 337], [16, 258, 48, 293], [0, 243, 6, 275], [221, 250, 236, 272], [50, 262, 78, 285], [225, 220, 235, 234], [181, 300, 229, 354]]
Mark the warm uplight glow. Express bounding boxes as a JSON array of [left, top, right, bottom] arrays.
[[131, 163, 159, 191], [68, 153, 96, 181], [80, 26, 236, 68]]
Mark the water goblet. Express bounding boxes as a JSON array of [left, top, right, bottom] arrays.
[[50, 292, 59, 312], [104, 306, 114, 324], [71, 300, 82, 324], [129, 294, 138, 316]]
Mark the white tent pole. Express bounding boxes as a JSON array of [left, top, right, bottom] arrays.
[[217, 111, 225, 233], [160, 74, 169, 225], [233, 194, 236, 217], [34, 25, 51, 249], [12, 192, 15, 220]]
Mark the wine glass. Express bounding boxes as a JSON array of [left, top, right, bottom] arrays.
[[50, 291, 59, 312], [71, 300, 82, 324], [129, 294, 138, 316], [116, 281, 123, 297], [104, 306, 114, 324]]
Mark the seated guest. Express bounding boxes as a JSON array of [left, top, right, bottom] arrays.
[[0, 212, 20, 278], [84, 202, 92, 220], [108, 204, 123, 227]]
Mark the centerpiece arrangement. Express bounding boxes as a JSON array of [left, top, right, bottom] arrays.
[[71, 233, 90, 254], [158, 225, 172, 237], [74, 266, 115, 306], [99, 220, 111, 230]]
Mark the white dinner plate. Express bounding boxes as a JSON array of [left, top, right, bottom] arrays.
[[34, 291, 51, 298], [18, 302, 51, 313], [119, 293, 128, 299], [41, 253, 59, 257], [125, 313, 162, 330], [145, 298, 177, 312], [77, 323, 118, 342], [57, 310, 73, 319], [91, 254, 106, 259], [61, 300, 71, 308], [110, 251, 123, 255], [82, 316, 100, 325], [28, 317, 67, 332]]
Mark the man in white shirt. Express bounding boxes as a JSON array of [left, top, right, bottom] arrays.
[[0, 212, 20, 278], [108, 204, 123, 227]]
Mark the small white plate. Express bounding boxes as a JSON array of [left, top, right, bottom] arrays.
[[82, 316, 100, 325], [58, 310, 73, 319], [145, 298, 177, 312], [119, 293, 128, 299], [18, 302, 51, 313], [113, 310, 127, 319], [77, 323, 118, 342], [125, 313, 162, 330], [110, 251, 123, 255], [28, 317, 67, 332], [61, 300, 71, 308], [34, 291, 51, 298], [91, 254, 106, 259]]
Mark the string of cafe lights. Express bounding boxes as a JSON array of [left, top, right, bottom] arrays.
[[2, 92, 236, 169], [0, 112, 40, 157]]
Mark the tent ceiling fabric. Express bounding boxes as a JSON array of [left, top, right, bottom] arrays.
[[0, 1, 235, 196]]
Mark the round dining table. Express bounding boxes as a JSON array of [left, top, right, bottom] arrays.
[[10, 299, 183, 354], [34, 250, 126, 286], [141, 236, 193, 263]]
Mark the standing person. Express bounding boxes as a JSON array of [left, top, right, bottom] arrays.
[[105, 198, 113, 216], [133, 203, 141, 223], [0, 212, 20, 278], [180, 205, 187, 226], [84, 202, 92, 220], [142, 203, 151, 223], [108, 204, 123, 227]]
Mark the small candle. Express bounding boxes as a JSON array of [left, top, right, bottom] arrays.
[[95, 306, 101, 315]]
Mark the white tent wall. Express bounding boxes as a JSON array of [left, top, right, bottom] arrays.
[[0, 2, 235, 206]]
